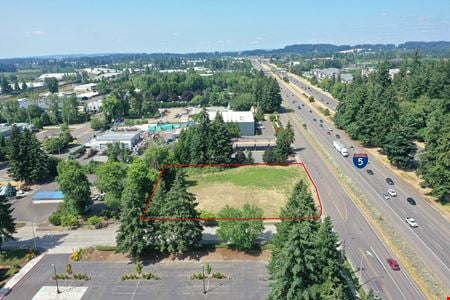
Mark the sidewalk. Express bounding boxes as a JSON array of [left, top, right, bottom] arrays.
[[0, 253, 46, 300]]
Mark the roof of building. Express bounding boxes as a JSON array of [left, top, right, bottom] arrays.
[[77, 91, 99, 99], [74, 83, 97, 90], [32, 191, 64, 200], [95, 131, 141, 142], [208, 111, 254, 123]]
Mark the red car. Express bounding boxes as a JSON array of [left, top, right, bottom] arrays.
[[387, 258, 400, 270]]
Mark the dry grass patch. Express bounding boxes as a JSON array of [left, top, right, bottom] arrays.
[[187, 165, 310, 217]]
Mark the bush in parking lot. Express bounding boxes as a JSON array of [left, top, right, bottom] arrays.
[[48, 211, 62, 226], [60, 213, 79, 228], [87, 216, 103, 226]]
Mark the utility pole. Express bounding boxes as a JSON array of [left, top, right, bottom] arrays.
[[52, 264, 60, 294]]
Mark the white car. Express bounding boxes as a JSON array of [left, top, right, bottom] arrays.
[[387, 188, 397, 197], [405, 217, 418, 228]]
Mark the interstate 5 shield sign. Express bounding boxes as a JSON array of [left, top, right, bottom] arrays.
[[353, 153, 369, 169]]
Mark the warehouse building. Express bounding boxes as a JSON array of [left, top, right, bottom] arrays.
[[208, 111, 255, 136], [86, 130, 141, 150]]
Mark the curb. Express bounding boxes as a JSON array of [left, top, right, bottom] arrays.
[[0, 253, 46, 299]]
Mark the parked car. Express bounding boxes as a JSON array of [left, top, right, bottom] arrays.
[[405, 217, 418, 228], [386, 258, 400, 270], [366, 169, 374, 175], [386, 177, 395, 185], [16, 190, 26, 199], [383, 192, 391, 200], [406, 197, 416, 205], [387, 188, 397, 197]]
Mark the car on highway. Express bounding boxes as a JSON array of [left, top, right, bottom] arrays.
[[313, 118, 317, 121], [383, 192, 391, 200], [387, 188, 397, 197], [319, 119, 323, 123], [405, 217, 418, 228], [319, 123, 323, 127], [328, 127, 333, 131], [406, 197, 416, 205], [302, 103, 305, 106], [386, 177, 394, 185], [309, 110, 312, 113], [297, 106, 301, 109], [386, 258, 400, 271], [335, 134, 340, 139], [366, 169, 374, 175], [326, 131, 331, 135]]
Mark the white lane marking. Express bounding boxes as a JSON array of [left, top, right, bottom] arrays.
[[370, 246, 407, 300]]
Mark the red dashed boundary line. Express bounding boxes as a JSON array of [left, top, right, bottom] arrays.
[[141, 162, 323, 221]]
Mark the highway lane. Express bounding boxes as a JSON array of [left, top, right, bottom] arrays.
[[275, 80, 450, 293], [277, 112, 422, 299]]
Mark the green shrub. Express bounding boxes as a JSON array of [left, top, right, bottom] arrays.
[[212, 272, 227, 279], [61, 214, 79, 228], [95, 245, 116, 251], [87, 216, 103, 226], [48, 211, 62, 226], [6, 264, 20, 277]]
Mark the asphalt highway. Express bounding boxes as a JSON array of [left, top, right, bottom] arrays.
[[252, 59, 450, 298]]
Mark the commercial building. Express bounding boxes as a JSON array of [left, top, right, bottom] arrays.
[[86, 130, 141, 150], [74, 83, 97, 93], [208, 111, 255, 136]]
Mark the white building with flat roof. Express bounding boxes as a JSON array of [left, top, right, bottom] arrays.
[[74, 83, 97, 93], [87, 130, 141, 150], [208, 111, 255, 136]]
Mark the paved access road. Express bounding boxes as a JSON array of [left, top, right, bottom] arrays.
[[5, 254, 269, 300]]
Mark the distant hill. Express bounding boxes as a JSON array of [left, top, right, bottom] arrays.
[[1, 41, 449, 64]]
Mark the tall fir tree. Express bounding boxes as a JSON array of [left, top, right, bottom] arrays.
[[156, 171, 203, 254], [116, 159, 152, 259], [209, 113, 233, 164], [0, 195, 16, 251]]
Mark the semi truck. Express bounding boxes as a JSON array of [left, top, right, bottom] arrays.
[[333, 140, 349, 157]]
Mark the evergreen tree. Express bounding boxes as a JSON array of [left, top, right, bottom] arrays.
[[209, 113, 233, 164], [0, 134, 7, 161], [0, 195, 16, 251], [190, 109, 211, 164], [269, 180, 318, 273], [7, 128, 49, 184], [0, 75, 12, 94], [383, 123, 417, 168], [156, 171, 203, 254], [116, 159, 152, 259]]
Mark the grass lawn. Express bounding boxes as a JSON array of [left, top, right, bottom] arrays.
[[187, 165, 312, 217], [0, 249, 33, 287]]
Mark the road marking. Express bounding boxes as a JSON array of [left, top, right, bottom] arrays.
[[370, 246, 407, 300], [130, 279, 140, 300]]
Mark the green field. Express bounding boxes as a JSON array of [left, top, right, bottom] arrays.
[[187, 165, 312, 217]]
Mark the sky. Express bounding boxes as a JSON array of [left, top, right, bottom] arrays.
[[2, 0, 450, 58]]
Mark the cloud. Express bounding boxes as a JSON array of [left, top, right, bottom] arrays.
[[26, 30, 46, 36]]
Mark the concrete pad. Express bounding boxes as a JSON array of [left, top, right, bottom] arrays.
[[32, 286, 87, 300]]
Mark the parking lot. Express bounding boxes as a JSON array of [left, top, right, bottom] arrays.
[[6, 254, 270, 300]]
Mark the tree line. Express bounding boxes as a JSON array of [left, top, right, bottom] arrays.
[[332, 52, 449, 201], [101, 68, 282, 122]]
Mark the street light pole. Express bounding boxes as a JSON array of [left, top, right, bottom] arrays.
[[358, 250, 373, 282], [52, 264, 60, 294], [31, 219, 37, 251], [201, 264, 206, 294]]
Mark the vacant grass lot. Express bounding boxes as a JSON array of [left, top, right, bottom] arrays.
[[187, 165, 311, 217]]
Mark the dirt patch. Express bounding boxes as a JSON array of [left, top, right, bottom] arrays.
[[80, 247, 271, 263], [191, 182, 287, 216]]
